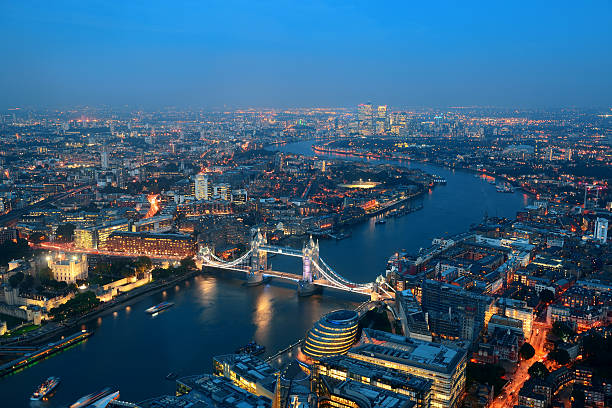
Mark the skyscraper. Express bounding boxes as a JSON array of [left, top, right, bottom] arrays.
[[357, 103, 373, 136], [100, 147, 109, 169], [595, 217, 608, 244], [376, 105, 388, 134], [194, 174, 210, 200]]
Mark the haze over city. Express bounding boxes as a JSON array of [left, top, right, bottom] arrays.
[[1, 1, 611, 108]]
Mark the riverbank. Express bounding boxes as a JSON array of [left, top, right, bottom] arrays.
[[1, 270, 200, 347], [309, 140, 536, 197]]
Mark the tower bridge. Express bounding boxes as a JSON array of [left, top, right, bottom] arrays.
[[198, 231, 384, 298]]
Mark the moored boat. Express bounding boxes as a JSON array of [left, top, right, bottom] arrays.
[[30, 376, 60, 401]]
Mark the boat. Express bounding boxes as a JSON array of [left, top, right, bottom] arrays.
[[235, 341, 266, 356], [70, 387, 113, 408], [433, 177, 447, 185], [30, 376, 60, 401], [496, 183, 514, 193], [375, 219, 386, 225], [165, 372, 178, 380], [145, 301, 174, 314]]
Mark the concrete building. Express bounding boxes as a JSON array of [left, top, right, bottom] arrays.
[[194, 174, 210, 200], [594, 217, 608, 244], [396, 289, 433, 342], [351, 329, 467, 408], [420, 280, 494, 344], [313, 355, 432, 408], [213, 354, 278, 400]]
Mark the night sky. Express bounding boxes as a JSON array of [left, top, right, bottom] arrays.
[[1, 1, 611, 108]]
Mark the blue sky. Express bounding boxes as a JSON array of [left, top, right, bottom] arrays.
[[1, 1, 611, 108]]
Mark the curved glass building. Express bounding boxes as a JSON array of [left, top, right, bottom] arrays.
[[302, 310, 360, 360]]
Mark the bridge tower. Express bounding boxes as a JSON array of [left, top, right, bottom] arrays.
[[248, 229, 267, 285], [298, 236, 320, 296]]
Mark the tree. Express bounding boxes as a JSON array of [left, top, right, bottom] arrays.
[[8, 271, 24, 288], [551, 321, 575, 342], [528, 361, 550, 380], [549, 348, 571, 365], [180, 257, 196, 271], [0, 238, 31, 266], [519, 342, 535, 360], [19, 274, 35, 292], [134, 256, 152, 275], [55, 223, 76, 243], [39, 266, 53, 282], [539, 289, 555, 304]]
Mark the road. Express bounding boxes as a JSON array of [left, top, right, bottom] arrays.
[[0, 184, 93, 227], [490, 321, 550, 408]]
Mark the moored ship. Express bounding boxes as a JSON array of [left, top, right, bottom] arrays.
[[30, 376, 60, 400], [145, 301, 174, 314], [235, 341, 266, 356]]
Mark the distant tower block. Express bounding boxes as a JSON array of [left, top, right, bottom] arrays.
[[248, 230, 267, 285]]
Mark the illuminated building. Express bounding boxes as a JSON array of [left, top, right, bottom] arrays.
[[312, 355, 432, 408], [351, 329, 466, 408], [194, 174, 210, 200], [420, 280, 494, 344], [302, 310, 359, 360], [594, 217, 608, 244], [214, 183, 232, 201], [357, 103, 373, 136], [74, 226, 96, 249], [143, 374, 272, 408], [317, 377, 416, 408], [132, 215, 173, 233], [494, 297, 533, 339], [213, 354, 278, 400], [100, 146, 109, 169], [104, 231, 196, 258], [395, 289, 433, 342], [97, 219, 131, 249], [231, 189, 248, 205], [0, 227, 18, 245], [47, 253, 88, 283]]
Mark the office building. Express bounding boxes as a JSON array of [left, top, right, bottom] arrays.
[[351, 329, 466, 408], [139, 374, 272, 408], [104, 231, 197, 258], [317, 377, 416, 408], [313, 355, 432, 408], [420, 280, 494, 344], [231, 189, 248, 205], [97, 219, 131, 249], [214, 183, 232, 201], [194, 173, 210, 200], [74, 226, 97, 249], [594, 217, 608, 244], [302, 310, 359, 360], [396, 289, 433, 342], [357, 103, 374, 136], [494, 297, 533, 339], [213, 354, 278, 400], [47, 253, 88, 283]]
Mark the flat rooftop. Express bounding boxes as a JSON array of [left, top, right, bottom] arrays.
[[353, 329, 466, 374]]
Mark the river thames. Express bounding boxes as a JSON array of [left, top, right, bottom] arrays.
[[2, 140, 528, 407]]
